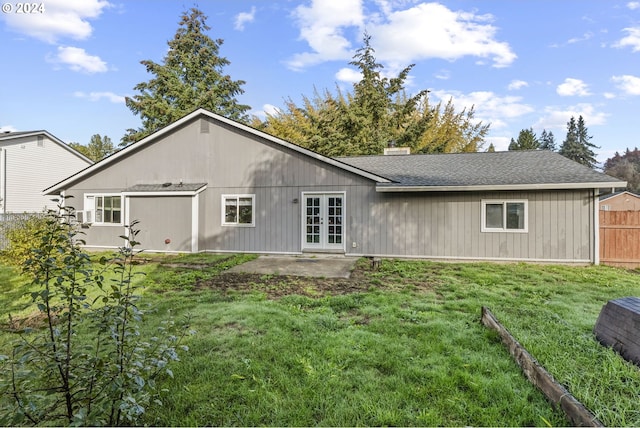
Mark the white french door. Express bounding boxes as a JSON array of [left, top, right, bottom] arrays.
[[302, 193, 345, 251]]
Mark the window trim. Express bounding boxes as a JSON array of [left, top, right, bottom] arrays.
[[84, 193, 124, 226], [481, 199, 528, 233], [221, 194, 255, 227]]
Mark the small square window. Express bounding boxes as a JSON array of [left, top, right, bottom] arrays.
[[482, 200, 527, 233], [222, 194, 255, 227]]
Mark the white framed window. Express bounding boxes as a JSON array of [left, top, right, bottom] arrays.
[[83, 194, 123, 225], [222, 194, 255, 227], [481, 200, 528, 233]]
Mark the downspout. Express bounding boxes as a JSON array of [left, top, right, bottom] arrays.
[[192, 192, 199, 253], [0, 148, 5, 215], [593, 189, 600, 265]]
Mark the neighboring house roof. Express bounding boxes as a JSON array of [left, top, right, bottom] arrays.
[[339, 150, 626, 192], [0, 130, 93, 164], [44, 108, 391, 195], [600, 190, 639, 201]]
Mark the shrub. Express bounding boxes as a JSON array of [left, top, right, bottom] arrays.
[[0, 203, 191, 426], [0, 213, 49, 266]]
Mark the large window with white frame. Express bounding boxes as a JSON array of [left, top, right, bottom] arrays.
[[481, 200, 528, 232], [83, 194, 123, 225], [222, 194, 255, 226]]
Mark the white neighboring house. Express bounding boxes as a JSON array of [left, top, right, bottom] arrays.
[[0, 130, 93, 214]]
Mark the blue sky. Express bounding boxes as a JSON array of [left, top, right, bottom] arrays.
[[1, 1, 639, 165]]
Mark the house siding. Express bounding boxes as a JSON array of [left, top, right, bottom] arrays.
[[128, 196, 193, 252], [349, 189, 594, 262], [1, 134, 90, 213], [63, 117, 374, 254], [57, 115, 597, 263]]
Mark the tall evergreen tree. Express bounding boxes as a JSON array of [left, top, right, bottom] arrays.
[[122, 7, 250, 145], [508, 128, 539, 150], [559, 115, 598, 168], [539, 129, 556, 151]]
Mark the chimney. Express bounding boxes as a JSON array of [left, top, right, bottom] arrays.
[[383, 147, 411, 155]]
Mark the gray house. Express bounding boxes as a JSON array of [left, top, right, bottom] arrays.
[[44, 108, 625, 264], [0, 130, 92, 214]]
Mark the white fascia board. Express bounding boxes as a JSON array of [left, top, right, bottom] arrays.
[[376, 181, 627, 192], [122, 185, 206, 197]]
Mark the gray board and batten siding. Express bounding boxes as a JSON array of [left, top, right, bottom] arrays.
[[45, 108, 624, 263]]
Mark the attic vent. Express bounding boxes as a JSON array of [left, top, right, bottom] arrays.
[[162, 182, 172, 187], [37, 135, 44, 147], [200, 120, 210, 134], [383, 147, 410, 155]]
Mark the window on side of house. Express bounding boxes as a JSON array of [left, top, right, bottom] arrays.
[[83, 194, 123, 225], [481, 200, 528, 232], [222, 194, 255, 226]]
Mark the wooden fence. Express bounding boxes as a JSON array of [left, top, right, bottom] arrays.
[[600, 211, 640, 268]]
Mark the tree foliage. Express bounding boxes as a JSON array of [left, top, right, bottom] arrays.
[[259, 34, 488, 156], [559, 115, 598, 168], [539, 129, 557, 151], [508, 128, 539, 151], [69, 134, 115, 162], [603, 148, 640, 192], [0, 203, 191, 426], [122, 7, 250, 145]]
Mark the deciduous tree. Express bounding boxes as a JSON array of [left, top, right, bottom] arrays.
[[260, 34, 488, 156], [69, 134, 115, 161]]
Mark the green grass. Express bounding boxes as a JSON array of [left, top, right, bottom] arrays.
[[2, 255, 640, 426]]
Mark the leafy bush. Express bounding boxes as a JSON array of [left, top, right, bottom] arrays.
[[0, 213, 49, 266], [0, 203, 191, 426]]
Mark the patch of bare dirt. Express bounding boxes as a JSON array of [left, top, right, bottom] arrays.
[[195, 262, 438, 299]]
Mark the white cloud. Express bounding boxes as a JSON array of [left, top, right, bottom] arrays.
[[508, 80, 528, 90], [371, 3, 516, 69], [49, 46, 107, 73], [567, 32, 593, 45], [264, 104, 281, 116], [628, 2, 640, 10], [612, 75, 640, 95], [434, 69, 451, 80], [2, 0, 110, 43], [486, 136, 511, 152], [287, 0, 364, 70], [556, 78, 591, 96], [431, 90, 534, 130], [287, 1, 515, 70], [74, 91, 124, 103], [0, 125, 18, 133], [614, 27, 640, 52], [536, 103, 608, 131], [234, 6, 256, 31], [335, 67, 361, 83]]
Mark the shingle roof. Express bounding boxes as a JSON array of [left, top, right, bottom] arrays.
[[338, 150, 625, 190], [124, 182, 207, 192]]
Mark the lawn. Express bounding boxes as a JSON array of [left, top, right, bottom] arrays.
[[1, 253, 640, 426]]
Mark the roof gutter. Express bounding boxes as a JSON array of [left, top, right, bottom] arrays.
[[375, 181, 627, 192]]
